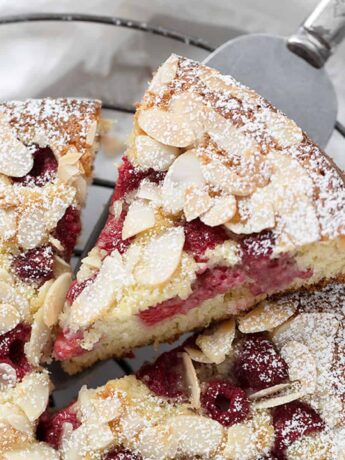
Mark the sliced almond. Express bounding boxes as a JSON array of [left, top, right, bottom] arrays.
[[138, 108, 195, 148], [0, 362, 17, 390], [182, 352, 200, 409], [0, 115, 34, 177], [238, 299, 297, 334], [53, 255, 72, 278], [136, 424, 177, 460], [196, 318, 236, 364], [0, 303, 21, 335], [85, 422, 114, 450], [224, 423, 254, 460], [280, 341, 317, 393], [264, 111, 303, 148], [122, 200, 156, 239], [0, 208, 17, 241], [24, 308, 51, 366], [149, 54, 178, 93], [200, 194, 237, 227], [184, 346, 213, 364], [162, 150, 205, 214], [0, 403, 32, 436], [17, 206, 47, 250], [168, 415, 224, 457], [134, 227, 185, 286], [15, 372, 50, 421], [286, 431, 333, 460], [113, 199, 123, 220], [3, 443, 61, 460], [135, 135, 179, 171], [250, 381, 305, 409], [137, 180, 162, 204], [43, 272, 72, 327], [184, 185, 212, 222], [0, 268, 12, 283], [86, 120, 98, 146]]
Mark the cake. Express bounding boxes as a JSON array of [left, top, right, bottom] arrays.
[[53, 55, 345, 374], [41, 283, 345, 459], [0, 98, 102, 455]]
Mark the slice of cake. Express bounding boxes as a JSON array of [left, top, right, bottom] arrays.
[[55, 54, 345, 373], [42, 283, 345, 459], [0, 98, 102, 455]]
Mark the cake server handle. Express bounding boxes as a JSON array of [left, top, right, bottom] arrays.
[[287, 0, 345, 68]]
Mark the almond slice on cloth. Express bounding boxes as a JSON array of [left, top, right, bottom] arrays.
[[0, 303, 21, 335], [135, 135, 179, 171], [183, 185, 212, 222], [0, 363, 17, 390], [134, 227, 185, 286], [280, 341, 317, 393], [43, 272, 72, 327], [24, 307, 51, 366], [122, 200, 156, 239], [0, 114, 34, 177], [200, 194, 237, 227], [15, 372, 50, 421], [182, 352, 201, 408], [250, 381, 305, 409], [196, 318, 236, 364]]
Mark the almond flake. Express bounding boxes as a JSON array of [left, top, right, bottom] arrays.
[[0, 268, 12, 282], [15, 372, 50, 421], [43, 272, 72, 327], [17, 206, 47, 250], [200, 194, 237, 227], [250, 381, 305, 409], [122, 200, 155, 239], [113, 200, 123, 220], [0, 303, 21, 335], [264, 111, 303, 148], [24, 308, 51, 366], [184, 186, 212, 222], [53, 255, 72, 278], [0, 403, 32, 436], [134, 227, 185, 286], [184, 346, 213, 364], [196, 318, 236, 364], [182, 352, 201, 408], [0, 362, 17, 390], [86, 120, 98, 146], [135, 135, 179, 171], [224, 423, 254, 460], [137, 180, 162, 204], [0, 208, 17, 241], [149, 54, 178, 93], [280, 341, 317, 393], [3, 443, 60, 460]]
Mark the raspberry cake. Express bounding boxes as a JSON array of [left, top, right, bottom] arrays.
[[55, 54, 345, 373], [42, 283, 345, 459], [0, 98, 102, 455]]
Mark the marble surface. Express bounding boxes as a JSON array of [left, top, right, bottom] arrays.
[[0, 0, 344, 404]]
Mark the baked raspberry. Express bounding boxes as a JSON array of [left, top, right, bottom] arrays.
[[105, 448, 142, 460], [96, 211, 132, 256], [54, 206, 81, 260], [201, 380, 250, 427], [234, 334, 289, 390], [113, 156, 165, 201], [183, 219, 228, 262], [12, 244, 54, 285], [12, 146, 58, 186], [0, 323, 31, 381], [53, 330, 85, 361], [136, 349, 186, 399], [66, 276, 96, 305], [37, 404, 80, 449], [272, 401, 325, 458], [139, 266, 245, 325]]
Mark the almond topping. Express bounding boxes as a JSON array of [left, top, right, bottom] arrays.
[[134, 227, 185, 286], [122, 200, 156, 239], [200, 194, 237, 227], [17, 206, 47, 250], [3, 443, 60, 460], [137, 180, 162, 204], [224, 423, 254, 460], [196, 318, 236, 364], [0, 363, 17, 390], [135, 135, 179, 171], [182, 352, 200, 409], [280, 341, 317, 393], [15, 372, 50, 421], [265, 111, 303, 148], [24, 308, 51, 366], [0, 403, 32, 436], [250, 381, 305, 409], [184, 186, 212, 222], [43, 272, 72, 327], [0, 208, 17, 241], [149, 54, 179, 93], [184, 346, 213, 364], [0, 303, 21, 335]]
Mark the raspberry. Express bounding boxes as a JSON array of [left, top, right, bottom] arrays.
[[272, 401, 325, 458], [201, 380, 250, 427], [113, 156, 165, 201], [139, 266, 245, 326], [53, 330, 85, 361], [183, 219, 228, 262], [0, 323, 31, 381], [12, 245, 54, 285], [136, 349, 186, 399], [96, 211, 132, 256], [37, 404, 80, 449], [13, 146, 58, 186], [54, 206, 81, 260], [66, 276, 96, 305], [105, 448, 142, 460], [234, 334, 289, 390]]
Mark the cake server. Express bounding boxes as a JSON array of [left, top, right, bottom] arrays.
[[204, 0, 345, 147]]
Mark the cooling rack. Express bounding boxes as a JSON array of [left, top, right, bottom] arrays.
[[1, 12, 345, 404]]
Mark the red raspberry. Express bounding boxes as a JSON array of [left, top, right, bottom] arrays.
[[0, 323, 31, 381], [13, 146, 58, 186], [272, 401, 325, 458], [53, 330, 85, 361], [54, 206, 81, 260], [136, 349, 186, 399], [201, 380, 250, 427], [37, 404, 80, 449], [113, 156, 165, 201], [105, 448, 142, 460], [96, 211, 132, 256], [12, 245, 54, 285], [234, 334, 289, 390], [183, 219, 228, 262], [66, 276, 96, 305]]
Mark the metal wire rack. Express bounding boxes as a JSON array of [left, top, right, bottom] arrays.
[[1, 12, 345, 400]]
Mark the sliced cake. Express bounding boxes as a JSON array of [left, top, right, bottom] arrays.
[[55, 55, 345, 373], [0, 98, 102, 455], [43, 283, 345, 459]]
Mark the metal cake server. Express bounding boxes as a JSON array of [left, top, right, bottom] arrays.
[[204, 0, 345, 147]]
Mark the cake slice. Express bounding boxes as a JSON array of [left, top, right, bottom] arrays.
[[0, 98, 102, 455], [55, 54, 345, 373], [42, 284, 345, 459]]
